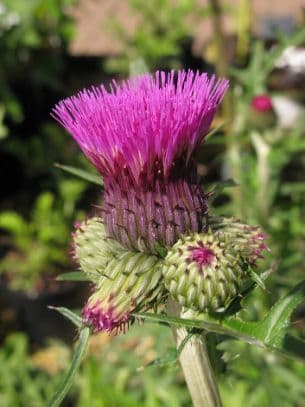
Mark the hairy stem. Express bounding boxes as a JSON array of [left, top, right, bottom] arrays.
[[167, 300, 222, 407]]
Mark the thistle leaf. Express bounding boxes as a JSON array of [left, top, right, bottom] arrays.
[[47, 327, 90, 407], [54, 163, 102, 185], [135, 280, 305, 362], [48, 306, 83, 329], [56, 271, 91, 282]]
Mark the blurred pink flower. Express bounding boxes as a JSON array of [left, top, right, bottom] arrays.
[[251, 94, 273, 112]]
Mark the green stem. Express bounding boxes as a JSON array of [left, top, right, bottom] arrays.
[[167, 300, 222, 407]]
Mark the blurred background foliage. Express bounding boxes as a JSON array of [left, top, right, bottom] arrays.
[[0, 0, 305, 406]]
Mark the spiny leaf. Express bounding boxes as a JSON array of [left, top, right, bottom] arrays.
[[54, 163, 102, 185], [56, 271, 91, 282], [47, 327, 90, 407], [135, 312, 264, 347], [48, 306, 82, 329], [255, 279, 305, 346]]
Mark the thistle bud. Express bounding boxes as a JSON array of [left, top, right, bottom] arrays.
[[209, 217, 269, 264], [162, 231, 248, 313], [83, 251, 164, 333], [248, 94, 276, 129], [72, 217, 125, 282]]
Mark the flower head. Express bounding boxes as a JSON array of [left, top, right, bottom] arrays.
[[52, 71, 228, 252], [52, 71, 228, 188]]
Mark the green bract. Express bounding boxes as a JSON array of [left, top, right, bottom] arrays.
[[73, 217, 125, 282]]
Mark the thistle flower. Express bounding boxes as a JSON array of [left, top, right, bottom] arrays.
[[82, 250, 164, 333], [73, 217, 164, 332], [52, 71, 228, 253], [162, 223, 268, 313], [248, 94, 275, 128]]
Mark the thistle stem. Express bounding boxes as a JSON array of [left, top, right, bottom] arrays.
[[167, 300, 222, 407]]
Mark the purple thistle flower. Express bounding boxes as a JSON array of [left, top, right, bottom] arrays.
[[52, 71, 228, 253]]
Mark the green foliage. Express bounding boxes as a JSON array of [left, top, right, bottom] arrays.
[[135, 277, 305, 361], [216, 29, 305, 291], [105, 0, 209, 73], [48, 327, 90, 407], [0, 0, 75, 127], [0, 179, 86, 291], [55, 163, 102, 186], [0, 333, 66, 406]]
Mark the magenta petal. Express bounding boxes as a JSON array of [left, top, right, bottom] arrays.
[[52, 70, 229, 187]]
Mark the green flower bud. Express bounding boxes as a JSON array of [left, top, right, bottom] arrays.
[[83, 251, 164, 333], [72, 217, 125, 282], [162, 231, 247, 313], [209, 217, 269, 264]]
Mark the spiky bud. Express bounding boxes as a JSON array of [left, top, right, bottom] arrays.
[[209, 217, 269, 264], [83, 251, 164, 333], [162, 231, 249, 313], [72, 217, 125, 282]]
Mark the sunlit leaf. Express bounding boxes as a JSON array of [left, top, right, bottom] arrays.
[[54, 163, 102, 185]]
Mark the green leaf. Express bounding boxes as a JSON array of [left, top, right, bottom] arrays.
[[205, 121, 229, 141], [248, 268, 266, 291], [138, 332, 193, 370], [206, 179, 238, 203], [254, 279, 305, 347], [54, 163, 102, 185], [48, 306, 83, 329], [134, 312, 260, 345], [47, 327, 90, 407], [56, 271, 91, 282], [135, 281, 305, 362]]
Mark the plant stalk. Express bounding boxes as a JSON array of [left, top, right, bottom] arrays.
[[167, 300, 222, 407]]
